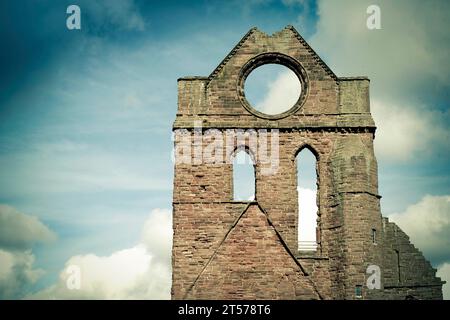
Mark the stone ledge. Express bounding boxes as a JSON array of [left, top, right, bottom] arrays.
[[178, 76, 209, 81], [173, 201, 256, 204], [296, 255, 330, 260], [384, 282, 445, 289], [338, 76, 370, 81]]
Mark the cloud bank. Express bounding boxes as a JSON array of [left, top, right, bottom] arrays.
[[389, 195, 450, 299], [0, 250, 44, 300], [0, 205, 55, 299], [0, 205, 56, 250], [437, 263, 450, 300], [30, 208, 172, 299], [371, 100, 449, 162], [389, 195, 450, 266]]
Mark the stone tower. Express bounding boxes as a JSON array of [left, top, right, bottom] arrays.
[[171, 26, 444, 299]]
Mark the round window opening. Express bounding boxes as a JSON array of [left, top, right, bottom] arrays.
[[244, 63, 302, 116]]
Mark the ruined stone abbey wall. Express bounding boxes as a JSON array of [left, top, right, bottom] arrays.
[[171, 26, 444, 299]]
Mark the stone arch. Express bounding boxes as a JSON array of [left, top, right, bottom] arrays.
[[293, 144, 320, 162], [230, 144, 257, 164]]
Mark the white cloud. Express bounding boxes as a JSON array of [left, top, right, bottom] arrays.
[[0, 205, 56, 250], [382, 195, 450, 299], [437, 263, 450, 300], [388, 195, 450, 265], [0, 205, 56, 299], [372, 100, 449, 162], [256, 69, 301, 115], [141, 208, 172, 265], [0, 250, 44, 299], [310, 0, 450, 90], [30, 208, 172, 299]]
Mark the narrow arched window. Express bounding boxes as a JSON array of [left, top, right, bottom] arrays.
[[296, 148, 318, 251], [232, 149, 255, 201]]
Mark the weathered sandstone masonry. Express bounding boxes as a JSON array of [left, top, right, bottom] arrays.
[[171, 26, 444, 299]]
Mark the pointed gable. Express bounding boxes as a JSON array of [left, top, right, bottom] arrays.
[[208, 25, 337, 82]]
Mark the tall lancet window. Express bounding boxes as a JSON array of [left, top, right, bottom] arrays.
[[296, 147, 318, 251], [232, 149, 256, 201]]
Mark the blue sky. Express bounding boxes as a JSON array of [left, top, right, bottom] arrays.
[[0, 0, 449, 299]]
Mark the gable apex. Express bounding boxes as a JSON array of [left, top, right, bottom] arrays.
[[207, 25, 337, 81], [285, 25, 337, 80], [208, 27, 257, 80]]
